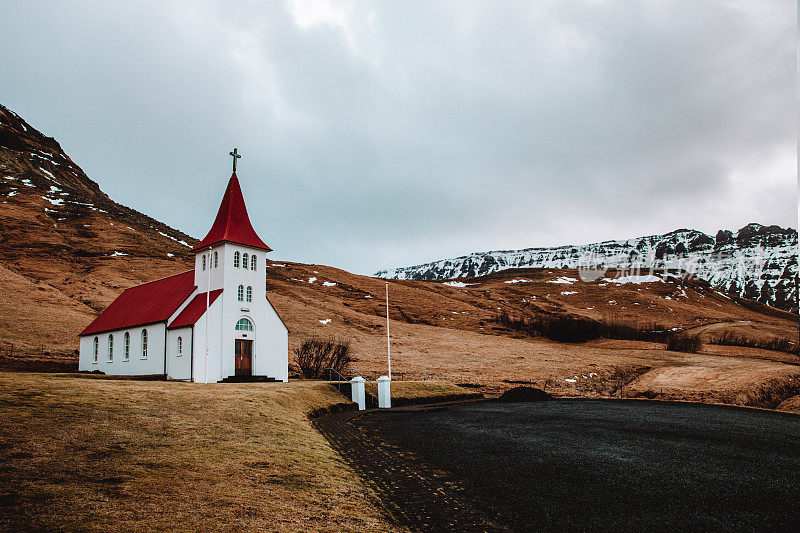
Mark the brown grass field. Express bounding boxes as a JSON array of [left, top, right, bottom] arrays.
[[0, 373, 414, 532]]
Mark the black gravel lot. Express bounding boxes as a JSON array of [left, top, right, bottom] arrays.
[[349, 400, 800, 531]]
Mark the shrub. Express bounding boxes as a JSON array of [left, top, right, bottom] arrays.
[[666, 333, 702, 353], [294, 338, 352, 379], [494, 311, 670, 344], [708, 331, 799, 355]]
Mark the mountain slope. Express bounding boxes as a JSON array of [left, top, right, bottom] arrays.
[[0, 104, 197, 350], [376, 226, 798, 312], [0, 104, 798, 412]]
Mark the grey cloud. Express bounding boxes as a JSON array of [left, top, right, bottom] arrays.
[[0, 0, 794, 273]]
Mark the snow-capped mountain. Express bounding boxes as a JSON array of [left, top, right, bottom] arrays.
[[376, 226, 798, 312]]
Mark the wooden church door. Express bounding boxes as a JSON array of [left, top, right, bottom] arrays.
[[235, 339, 252, 377]]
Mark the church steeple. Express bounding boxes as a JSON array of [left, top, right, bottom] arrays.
[[192, 171, 271, 252]]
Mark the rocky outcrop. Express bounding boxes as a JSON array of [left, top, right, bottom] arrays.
[[376, 225, 798, 312]]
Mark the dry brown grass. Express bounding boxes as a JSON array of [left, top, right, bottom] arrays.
[[0, 373, 402, 532], [389, 381, 482, 405]]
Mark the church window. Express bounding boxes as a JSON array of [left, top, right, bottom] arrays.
[[235, 318, 253, 331], [202, 254, 206, 271], [237, 285, 244, 301], [177, 336, 183, 356], [242, 253, 249, 269], [124, 332, 130, 361], [108, 334, 114, 362], [93, 337, 98, 363], [141, 329, 148, 358], [234, 251, 240, 268], [251, 255, 257, 271], [246, 286, 252, 302], [214, 251, 218, 268]]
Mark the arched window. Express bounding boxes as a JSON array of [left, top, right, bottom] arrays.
[[251, 255, 257, 271], [108, 334, 114, 362], [124, 332, 130, 361], [141, 329, 148, 358], [93, 337, 98, 363], [242, 253, 249, 269], [214, 251, 218, 268], [202, 254, 206, 271], [237, 285, 244, 301], [246, 286, 252, 302], [235, 318, 253, 331], [177, 336, 183, 356], [233, 251, 240, 268]]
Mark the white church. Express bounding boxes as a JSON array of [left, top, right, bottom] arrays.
[[78, 153, 289, 382]]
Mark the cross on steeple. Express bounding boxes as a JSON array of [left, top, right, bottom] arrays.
[[229, 148, 242, 173]]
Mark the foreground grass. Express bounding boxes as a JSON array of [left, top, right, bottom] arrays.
[[0, 373, 401, 532]]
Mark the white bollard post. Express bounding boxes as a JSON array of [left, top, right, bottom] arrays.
[[350, 376, 366, 410], [377, 376, 391, 409]]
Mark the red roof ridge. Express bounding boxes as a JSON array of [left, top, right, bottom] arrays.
[[123, 270, 195, 290], [79, 271, 197, 336], [192, 173, 271, 252]]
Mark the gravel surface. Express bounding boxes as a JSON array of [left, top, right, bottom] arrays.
[[323, 400, 800, 531]]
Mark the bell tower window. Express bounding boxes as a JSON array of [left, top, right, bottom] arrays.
[[234, 251, 240, 268], [251, 255, 257, 271], [242, 253, 249, 269], [246, 286, 252, 302], [237, 285, 244, 301]]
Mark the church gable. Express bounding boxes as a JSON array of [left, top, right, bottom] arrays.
[[168, 289, 223, 329]]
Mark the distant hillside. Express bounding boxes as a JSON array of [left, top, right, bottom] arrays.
[[376, 226, 798, 313]]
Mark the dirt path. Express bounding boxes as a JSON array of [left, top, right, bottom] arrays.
[[313, 407, 507, 532], [683, 320, 752, 336]]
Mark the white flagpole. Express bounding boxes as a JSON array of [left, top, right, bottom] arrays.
[[204, 247, 211, 383], [386, 281, 391, 381]]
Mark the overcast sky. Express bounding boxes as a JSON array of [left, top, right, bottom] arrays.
[[1, 1, 795, 274]]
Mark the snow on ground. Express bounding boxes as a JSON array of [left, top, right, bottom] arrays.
[[48, 185, 61, 193], [7, 191, 17, 197], [308, 277, 317, 283], [21, 179, 34, 187], [44, 197, 64, 206], [365, 294, 373, 298], [504, 279, 532, 284], [564, 378, 577, 383], [443, 281, 475, 287], [111, 251, 128, 257], [323, 281, 337, 287], [38, 167, 57, 181], [319, 319, 331, 325], [167, 253, 174, 257], [548, 276, 578, 284], [178, 240, 190, 247], [604, 275, 663, 284], [270, 263, 286, 267], [560, 291, 577, 295]]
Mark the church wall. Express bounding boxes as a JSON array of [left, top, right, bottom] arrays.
[[255, 298, 289, 382], [190, 297, 224, 383], [215, 243, 288, 382], [78, 324, 167, 376], [165, 327, 193, 380]]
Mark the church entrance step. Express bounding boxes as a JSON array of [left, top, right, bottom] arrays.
[[220, 375, 279, 383]]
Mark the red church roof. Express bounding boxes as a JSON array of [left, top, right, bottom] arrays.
[[192, 173, 271, 252], [167, 289, 223, 329], [80, 271, 197, 336]]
